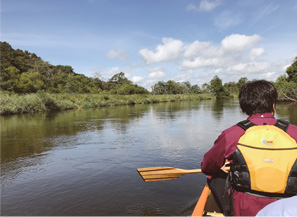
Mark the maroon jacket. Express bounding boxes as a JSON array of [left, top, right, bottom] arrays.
[[201, 113, 297, 216]]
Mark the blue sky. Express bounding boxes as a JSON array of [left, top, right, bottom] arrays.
[[2, 0, 297, 90]]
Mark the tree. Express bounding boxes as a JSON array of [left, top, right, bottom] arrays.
[[31, 59, 54, 85], [0, 66, 21, 92], [275, 57, 297, 102], [237, 77, 248, 90], [286, 57, 297, 83], [151, 81, 167, 95], [109, 72, 131, 85], [191, 84, 201, 94], [180, 81, 191, 94], [166, 80, 182, 94], [151, 80, 185, 94], [55, 65, 74, 74], [0, 41, 41, 74], [210, 76, 230, 98], [107, 72, 132, 91], [117, 84, 149, 95], [91, 78, 105, 92], [275, 75, 297, 102], [224, 81, 238, 94], [17, 72, 45, 93], [202, 83, 211, 93]]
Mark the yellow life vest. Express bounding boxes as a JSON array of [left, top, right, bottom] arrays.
[[230, 119, 297, 196]]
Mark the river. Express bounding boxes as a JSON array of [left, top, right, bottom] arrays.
[[1, 99, 296, 216]]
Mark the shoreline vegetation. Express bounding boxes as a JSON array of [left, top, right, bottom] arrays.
[[0, 92, 214, 115], [1, 41, 296, 115]]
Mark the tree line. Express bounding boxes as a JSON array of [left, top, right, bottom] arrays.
[[1, 41, 296, 101], [0, 42, 148, 95]]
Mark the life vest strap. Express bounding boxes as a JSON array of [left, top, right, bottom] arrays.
[[274, 119, 290, 132], [237, 119, 290, 132], [237, 120, 255, 131]]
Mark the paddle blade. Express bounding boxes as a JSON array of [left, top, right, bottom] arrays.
[[137, 167, 201, 182]]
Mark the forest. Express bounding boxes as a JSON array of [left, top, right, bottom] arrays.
[[0, 41, 149, 95], [1, 41, 296, 115]]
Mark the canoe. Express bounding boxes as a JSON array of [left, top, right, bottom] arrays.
[[192, 183, 223, 216]]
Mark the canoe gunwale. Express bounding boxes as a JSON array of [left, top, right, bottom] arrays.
[[192, 183, 223, 216]]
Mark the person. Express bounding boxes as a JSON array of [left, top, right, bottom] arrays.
[[201, 80, 297, 216], [256, 196, 297, 216]]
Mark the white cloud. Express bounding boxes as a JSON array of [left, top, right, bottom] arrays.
[[139, 38, 184, 64], [138, 67, 167, 90], [263, 72, 276, 80], [232, 63, 246, 72], [147, 67, 166, 79], [172, 33, 287, 83], [181, 57, 220, 69], [106, 67, 120, 76], [184, 41, 212, 58], [214, 68, 223, 74], [221, 34, 262, 52], [248, 47, 265, 60], [174, 70, 195, 83], [282, 64, 291, 72], [231, 61, 269, 74], [131, 76, 144, 83], [146, 34, 265, 75], [187, 0, 222, 12], [107, 33, 290, 88], [106, 49, 130, 61]]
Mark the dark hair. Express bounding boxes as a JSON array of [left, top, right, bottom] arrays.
[[239, 80, 278, 116]]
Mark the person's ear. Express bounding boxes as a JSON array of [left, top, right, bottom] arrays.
[[272, 104, 276, 114]]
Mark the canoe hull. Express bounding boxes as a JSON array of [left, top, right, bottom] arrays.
[[192, 184, 223, 216]]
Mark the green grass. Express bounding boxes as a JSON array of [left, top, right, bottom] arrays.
[[0, 92, 214, 115]]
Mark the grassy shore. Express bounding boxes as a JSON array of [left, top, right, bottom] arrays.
[[0, 92, 214, 115]]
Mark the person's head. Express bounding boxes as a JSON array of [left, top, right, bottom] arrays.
[[239, 80, 278, 116]]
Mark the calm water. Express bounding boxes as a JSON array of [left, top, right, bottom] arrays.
[[1, 99, 296, 216]]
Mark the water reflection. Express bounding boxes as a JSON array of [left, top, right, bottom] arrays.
[[275, 102, 297, 124], [151, 102, 201, 122], [1, 105, 150, 164]]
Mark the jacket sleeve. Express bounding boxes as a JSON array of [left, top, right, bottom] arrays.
[[287, 124, 297, 142], [201, 131, 227, 176]]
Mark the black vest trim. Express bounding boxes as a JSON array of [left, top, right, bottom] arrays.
[[237, 119, 290, 132], [286, 159, 297, 195], [237, 120, 255, 131], [274, 119, 290, 132]]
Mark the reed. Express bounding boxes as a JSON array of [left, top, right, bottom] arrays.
[[0, 92, 213, 115]]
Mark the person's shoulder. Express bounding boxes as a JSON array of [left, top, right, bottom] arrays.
[[288, 123, 297, 129], [224, 120, 247, 132], [287, 123, 297, 141], [221, 122, 246, 138]]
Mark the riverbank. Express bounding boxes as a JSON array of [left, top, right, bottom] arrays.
[[0, 92, 214, 115]]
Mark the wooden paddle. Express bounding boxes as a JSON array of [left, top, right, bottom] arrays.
[[137, 167, 202, 182]]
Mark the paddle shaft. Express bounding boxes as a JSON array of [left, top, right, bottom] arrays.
[[137, 167, 202, 182], [182, 169, 202, 174]]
